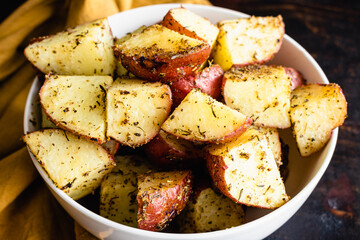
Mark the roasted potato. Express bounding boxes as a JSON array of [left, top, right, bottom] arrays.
[[113, 24, 211, 81], [100, 155, 153, 227], [22, 129, 116, 200], [161, 89, 252, 143], [212, 15, 284, 71], [40, 74, 113, 144], [143, 130, 201, 168], [24, 18, 116, 76], [206, 128, 290, 209], [290, 83, 347, 156], [170, 64, 223, 107], [137, 170, 193, 231], [106, 78, 172, 147], [222, 65, 291, 128], [160, 7, 219, 51], [177, 187, 245, 233]]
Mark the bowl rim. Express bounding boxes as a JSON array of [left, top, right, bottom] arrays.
[[23, 3, 336, 238]]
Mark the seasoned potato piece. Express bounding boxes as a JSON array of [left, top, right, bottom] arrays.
[[137, 170, 193, 231], [22, 129, 116, 200], [249, 126, 282, 167], [40, 74, 113, 144], [290, 84, 347, 156], [144, 130, 201, 168], [223, 65, 291, 128], [107, 79, 172, 147], [162, 89, 252, 143], [285, 67, 304, 90], [161, 7, 219, 50], [100, 155, 153, 227], [113, 24, 210, 81], [206, 129, 290, 209], [24, 18, 116, 75], [178, 187, 245, 233], [212, 15, 284, 71]]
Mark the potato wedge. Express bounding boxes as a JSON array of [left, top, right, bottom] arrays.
[[113, 24, 210, 81], [24, 18, 116, 75], [22, 129, 116, 200], [162, 89, 252, 143], [40, 74, 113, 144], [223, 65, 291, 128], [106, 78, 172, 147], [212, 15, 284, 71], [206, 129, 289, 209], [100, 155, 153, 227], [177, 187, 245, 233], [285, 67, 304, 90], [160, 7, 219, 51], [143, 130, 201, 168], [137, 170, 193, 231], [290, 84, 347, 156]]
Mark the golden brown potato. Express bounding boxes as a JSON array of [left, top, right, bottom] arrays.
[[24, 18, 116, 76], [137, 170, 193, 231], [206, 129, 289, 209], [160, 7, 219, 51], [106, 78, 172, 147], [22, 129, 116, 200], [162, 89, 252, 143], [177, 187, 245, 233], [212, 15, 284, 71], [290, 83, 347, 156], [222, 65, 291, 129], [40, 74, 113, 144], [143, 130, 201, 168], [113, 24, 211, 81]]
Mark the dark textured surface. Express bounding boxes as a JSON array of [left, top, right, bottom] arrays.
[[210, 0, 360, 239]]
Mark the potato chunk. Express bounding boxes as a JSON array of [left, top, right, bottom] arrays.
[[162, 89, 252, 143], [100, 155, 153, 227], [177, 187, 245, 233], [22, 129, 116, 200], [290, 84, 347, 156], [24, 18, 116, 75], [113, 24, 210, 81], [106, 79, 172, 147], [161, 7, 219, 50], [212, 15, 284, 71], [223, 65, 291, 128], [206, 129, 290, 209], [137, 170, 193, 231], [40, 74, 113, 143]]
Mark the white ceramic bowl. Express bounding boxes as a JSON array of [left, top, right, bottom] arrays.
[[24, 4, 337, 240]]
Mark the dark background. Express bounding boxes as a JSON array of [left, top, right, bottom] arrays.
[[2, 0, 359, 239]]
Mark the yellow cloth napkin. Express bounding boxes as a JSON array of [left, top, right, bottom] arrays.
[[0, 0, 210, 239]]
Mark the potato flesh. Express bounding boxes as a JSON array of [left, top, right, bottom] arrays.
[[178, 188, 245, 233], [162, 89, 250, 143], [223, 65, 291, 128], [22, 129, 115, 200], [290, 84, 347, 156], [106, 79, 172, 147], [162, 8, 219, 49], [213, 16, 284, 71], [207, 129, 289, 209], [24, 19, 115, 75], [40, 75, 112, 143]]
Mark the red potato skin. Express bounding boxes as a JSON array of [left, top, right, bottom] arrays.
[[143, 133, 200, 168], [115, 45, 211, 82], [137, 171, 193, 231], [170, 75, 196, 107], [285, 67, 304, 90]]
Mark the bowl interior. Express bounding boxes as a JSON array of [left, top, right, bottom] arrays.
[[24, 3, 336, 239]]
